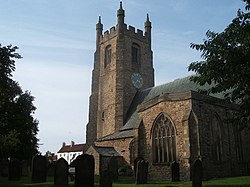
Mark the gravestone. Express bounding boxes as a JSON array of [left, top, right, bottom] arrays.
[[8, 159, 21, 181], [99, 170, 112, 187], [75, 154, 94, 187], [192, 159, 202, 187], [1, 160, 9, 177], [21, 160, 28, 176], [171, 161, 180, 182], [133, 157, 144, 178], [54, 158, 68, 186], [69, 159, 77, 181], [135, 160, 148, 184], [100, 156, 109, 173], [47, 162, 55, 176], [32, 155, 47, 183], [247, 161, 250, 175], [108, 156, 118, 181]]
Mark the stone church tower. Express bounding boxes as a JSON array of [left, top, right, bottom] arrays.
[[86, 2, 154, 145], [85, 2, 250, 180]]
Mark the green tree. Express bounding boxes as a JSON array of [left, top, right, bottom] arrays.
[[188, 0, 250, 126], [0, 44, 39, 160], [45, 151, 55, 163], [245, 0, 250, 10]]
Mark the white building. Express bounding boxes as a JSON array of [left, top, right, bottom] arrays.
[[56, 141, 88, 165]]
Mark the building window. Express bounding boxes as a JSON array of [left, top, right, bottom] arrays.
[[211, 115, 223, 161], [129, 140, 135, 164], [104, 45, 112, 68], [152, 113, 176, 164], [132, 43, 140, 67], [101, 111, 105, 121], [234, 124, 243, 161]]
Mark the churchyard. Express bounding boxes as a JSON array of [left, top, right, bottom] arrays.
[[1, 175, 250, 187], [1, 154, 250, 187]]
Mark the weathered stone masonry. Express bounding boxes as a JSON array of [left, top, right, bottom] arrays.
[[85, 2, 250, 181]]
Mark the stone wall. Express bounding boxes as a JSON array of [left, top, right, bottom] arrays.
[[94, 24, 154, 140], [191, 92, 250, 179], [90, 91, 250, 180], [138, 95, 192, 180], [97, 36, 118, 138], [135, 91, 250, 180], [85, 146, 100, 175], [96, 137, 133, 166]]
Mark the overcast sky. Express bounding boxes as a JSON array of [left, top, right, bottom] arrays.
[[0, 0, 246, 154]]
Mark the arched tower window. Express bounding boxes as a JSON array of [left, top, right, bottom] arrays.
[[131, 43, 140, 67], [104, 45, 112, 68], [211, 115, 223, 161], [152, 114, 176, 164]]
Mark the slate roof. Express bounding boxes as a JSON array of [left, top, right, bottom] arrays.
[[126, 76, 224, 116], [57, 143, 88, 153], [97, 129, 134, 141], [98, 76, 228, 141], [92, 146, 121, 157]]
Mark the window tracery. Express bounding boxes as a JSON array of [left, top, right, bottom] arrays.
[[153, 114, 176, 163]]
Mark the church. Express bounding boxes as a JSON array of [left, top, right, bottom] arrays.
[[85, 2, 250, 180]]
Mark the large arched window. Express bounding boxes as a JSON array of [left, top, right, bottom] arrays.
[[153, 114, 176, 164], [131, 43, 140, 67], [211, 115, 223, 161], [104, 45, 111, 68]]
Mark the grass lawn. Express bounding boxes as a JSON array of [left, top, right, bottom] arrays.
[[0, 175, 250, 187]]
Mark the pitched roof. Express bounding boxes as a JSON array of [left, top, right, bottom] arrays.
[[97, 129, 134, 141], [121, 76, 208, 131], [124, 76, 199, 124], [127, 76, 225, 115], [57, 143, 88, 153], [92, 146, 121, 157], [97, 76, 230, 141]]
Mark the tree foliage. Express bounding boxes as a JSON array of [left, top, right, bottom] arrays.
[[188, 1, 250, 125], [0, 44, 39, 160], [244, 0, 250, 10]]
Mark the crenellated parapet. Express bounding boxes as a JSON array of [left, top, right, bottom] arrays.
[[100, 26, 118, 43], [124, 25, 147, 41], [96, 1, 151, 45], [99, 24, 150, 44]]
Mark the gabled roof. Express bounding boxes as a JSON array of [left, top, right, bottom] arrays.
[[57, 143, 88, 153]]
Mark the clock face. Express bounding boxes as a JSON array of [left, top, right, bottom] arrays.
[[131, 73, 143, 89]]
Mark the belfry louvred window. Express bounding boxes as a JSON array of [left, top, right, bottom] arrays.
[[104, 45, 111, 68], [131, 43, 140, 67], [153, 114, 176, 164]]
